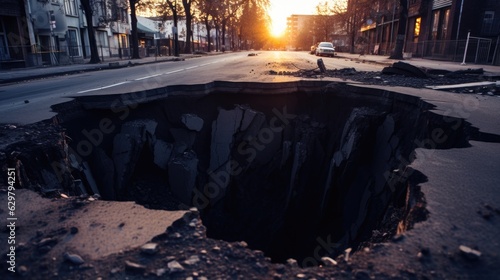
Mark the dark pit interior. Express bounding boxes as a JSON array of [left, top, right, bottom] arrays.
[[52, 81, 477, 266]]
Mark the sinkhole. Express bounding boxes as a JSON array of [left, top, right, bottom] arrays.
[[50, 81, 477, 266]]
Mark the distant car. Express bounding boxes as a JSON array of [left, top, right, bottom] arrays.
[[315, 42, 335, 57], [310, 44, 317, 54]]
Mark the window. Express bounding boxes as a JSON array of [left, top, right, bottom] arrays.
[[121, 35, 128, 48], [440, 8, 450, 40], [414, 17, 421, 37], [431, 10, 439, 40], [64, 0, 78, 16], [67, 29, 79, 56], [431, 8, 450, 40], [482, 11, 495, 34], [97, 31, 109, 48]]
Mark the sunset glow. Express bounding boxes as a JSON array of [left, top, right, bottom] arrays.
[[268, 0, 325, 37]]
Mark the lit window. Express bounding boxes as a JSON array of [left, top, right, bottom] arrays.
[[414, 17, 421, 37]]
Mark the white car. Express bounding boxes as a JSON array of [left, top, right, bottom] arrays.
[[315, 42, 335, 57]]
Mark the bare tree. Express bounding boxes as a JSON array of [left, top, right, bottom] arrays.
[[315, 2, 336, 42], [215, 0, 245, 51], [238, 0, 270, 50], [129, 0, 151, 59], [80, 0, 101, 63], [181, 0, 193, 53], [196, 0, 215, 51], [389, 0, 408, 59]]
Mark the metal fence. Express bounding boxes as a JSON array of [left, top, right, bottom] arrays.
[[353, 36, 499, 66], [1, 40, 205, 69], [405, 37, 496, 65]]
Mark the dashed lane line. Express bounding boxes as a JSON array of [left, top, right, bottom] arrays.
[[76, 58, 227, 94], [134, 73, 163, 81], [77, 81, 131, 94]]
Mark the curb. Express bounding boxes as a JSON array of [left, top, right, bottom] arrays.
[[0, 53, 218, 85]]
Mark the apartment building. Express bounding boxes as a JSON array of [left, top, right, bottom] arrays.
[[0, 0, 130, 68], [360, 0, 500, 64]]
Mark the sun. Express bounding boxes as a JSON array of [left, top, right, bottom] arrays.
[[270, 21, 287, 37], [268, 2, 290, 37]]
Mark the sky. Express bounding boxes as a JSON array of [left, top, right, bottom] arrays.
[[268, 0, 325, 36]]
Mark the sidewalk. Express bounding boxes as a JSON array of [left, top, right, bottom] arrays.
[[335, 52, 500, 74], [0, 52, 221, 85]]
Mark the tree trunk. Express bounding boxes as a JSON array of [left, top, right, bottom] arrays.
[[389, 0, 408, 59], [350, 12, 356, 53], [222, 19, 227, 49], [204, 18, 211, 52], [182, 0, 192, 54], [80, 0, 101, 63], [130, 1, 140, 59], [173, 11, 179, 56]]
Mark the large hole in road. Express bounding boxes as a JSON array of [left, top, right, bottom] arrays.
[[51, 81, 476, 266]]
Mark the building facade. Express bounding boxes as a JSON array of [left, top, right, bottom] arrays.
[[0, 0, 131, 68], [0, 0, 32, 69], [360, 0, 500, 64]]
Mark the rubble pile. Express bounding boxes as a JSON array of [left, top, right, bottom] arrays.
[[274, 61, 499, 95]]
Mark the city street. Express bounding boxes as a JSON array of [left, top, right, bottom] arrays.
[[1, 50, 500, 279], [0, 51, 384, 124]]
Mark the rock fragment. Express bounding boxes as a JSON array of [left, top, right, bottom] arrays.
[[167, 260, 185, 273], [459, 245, 481, 261], [64, 252, 85, 265], [321, 256, 338, 266], [125, 260, 146, 273], [184, 255, 200, 266], [141, 243, 159, 255], [344, 248, 352, 262], [286, 258, 298, 267]]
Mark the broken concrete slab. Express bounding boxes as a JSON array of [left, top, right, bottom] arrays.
[[181, 114, 204, 132], [168, 151, 199, 205], [121, 119, 158, 143], [382, 61, 428, 78], [210, 107, 244, 171], [82, 161, 100, 196], [112, 133, 142, 195], [169, 128, 196, 153], [153, 140, 173, 170], [91, 148, 115, 199], [241, 109, 259, 131], [242, 111, 266, 140]]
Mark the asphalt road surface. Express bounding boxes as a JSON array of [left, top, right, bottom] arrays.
[[0, 51, 383, 124]]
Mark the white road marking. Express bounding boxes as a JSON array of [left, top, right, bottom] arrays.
[[135, 73, 162, 81], [76, 58, 225, 94], [165, 69, 184, 75], [77, 81, 131, 93]]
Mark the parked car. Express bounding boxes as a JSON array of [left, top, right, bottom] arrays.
[[315, 42, 335, 57]]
